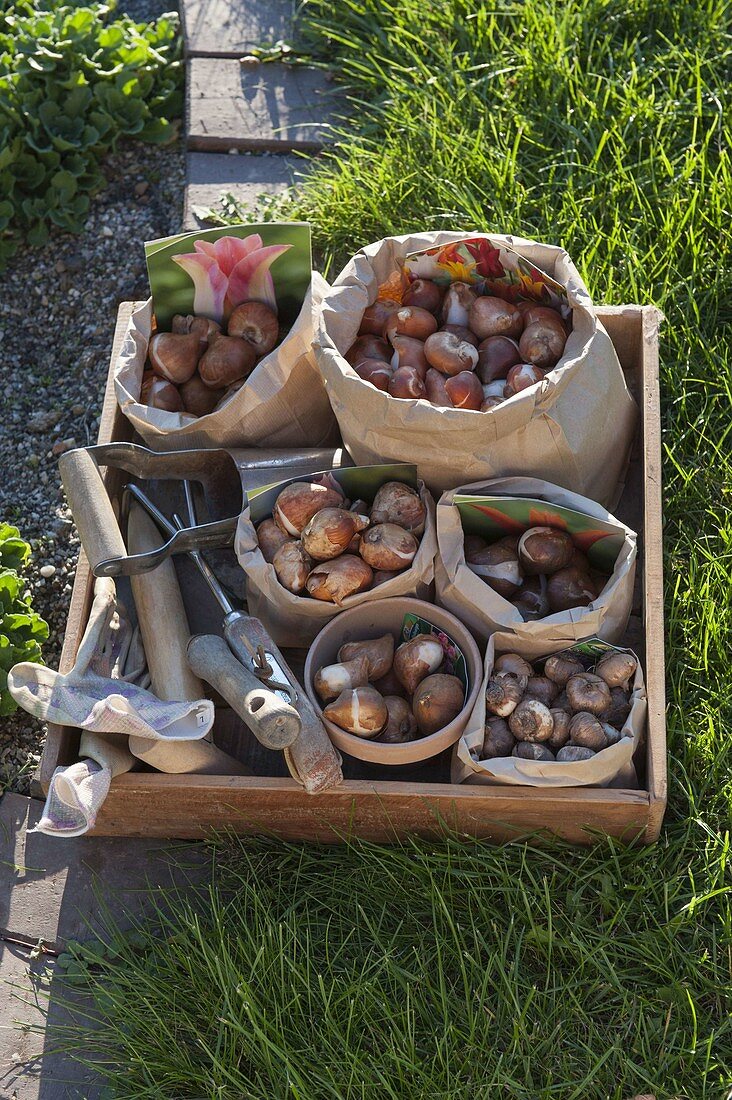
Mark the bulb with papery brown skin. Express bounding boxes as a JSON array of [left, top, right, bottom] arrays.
[[272, 540, 312, 594], [595, 651, 637, 691], [359, 299, 401, 336], [305, 555, 373, 604], [256, 518, 293, 563], [274, 482, 345, 537], [482, 716, 515, 758], [466, 541, 523, 598], [314, 656, 370, 702], [371, 482, 426, 535], [518, 304, 567, 331], [301, 508, 369, 561], [544, 653, 586, 687], [424, 331, 479, 376], [519, 321, 566, 369], [384, 306, 438, 343], [338, 634, 394, 682], [146, 377, 184, 412], [171, 314, 191, 334], [393, 635, 444, 694], [566, 673, 612, 716], [512, 575, 550, 620], [403, 279, 444, 315], [179, 374, 224, 417], [412, 673, 464, 735], [140, 369, 155, 402], [476, 335, 521, 383], [600, 686, 632, 726], [227, 301, 279, 356], [506, 363, 546, 392], [372, 667, 407, 699], [149, 333, 202, 384], [442, 324, 480, 347], [463, 534, 487, 559], [190, 316, 222, 345], [557, 744, 595, 761], [425, 368, 453, 407], [546, 565, 596, 612], [370, 569, 400, 588], [389, 367, 426, 400], [547, 709, 571, 751], [346, 334, 392, 366], [199, 335, 257, 388], [518, 526, 574, 575], [481, 395, 504, 411], [568, 711, 608, 750], [390, 336, 428, 376], [324, 686, 387, 738], [445, 370, 483, 410], [355, 359, 393, 391], [514, 742, 555, 761], [359, 523, 418, 571], [377, 696, 419, 743], [494, 653, 533, 679], [469, 296, 524, 340], [484, 674, 526, 717], [440, 282, 478, 326], [524, 675, 559, 707], [509, 699, 554, 742]]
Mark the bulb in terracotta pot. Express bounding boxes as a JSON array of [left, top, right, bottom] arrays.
[[390, 336, 428, 375], [519, 321, 566, 369], [403, 279, 444, 315], [425, 368, 453, 407], [149, 332, 202, 384], [476, 335, 521, 383], [546, 565, 596, 612], [360, 523, 418, 572], [512, 575, 550, 620], [372, 667, 407, 699], [338, 634, 394, 681], [301, 507, 369, 561], [412, 673, 464, 735], [384, 306, 437, 342], [146, 377, 184, 412], [389, 367, 426, 400], [227, 301, 279, 356], [371, 482, 426, 535], [306, 555, 373, 604], [199, 335, 257, 388], [346, 334, 392, 366], [359, 299, 401, 336], [442, 323, 479, 347], [272, 540, 312, 594], [424, 331, 479, 376], [466, 541, 523, 598], [393, 635, 444, 694], [440, 282, 478, 326], [595, 651, 637, 691], [518, 526, 574, 575], [377, 696, 419, 743], [314, 656, 369, 702], [355, 359, 393, 391], [566, 673, 612, 716], [256, 518, 293, 563], [180, 375, 224, 417], [274, 482, 345, 536], [481, 717, 515, 758], [444, 370, 483, 410], [324, 686, 387, 738], [469, 296, 523, 340], [508, 699, 554, 742]]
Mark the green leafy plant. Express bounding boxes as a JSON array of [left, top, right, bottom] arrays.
[[0, 523, 49, 715], [0, 0, 183, 266]]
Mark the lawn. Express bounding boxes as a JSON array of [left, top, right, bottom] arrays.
[[52, 1, 732, 1096]]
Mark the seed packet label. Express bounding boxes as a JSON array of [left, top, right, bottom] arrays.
[[246, 464, 420, 527], [452, 494, 623, 573], [144, 222, 312, 332], [401, 236, 570, 317], [400, 613, 468, 698]]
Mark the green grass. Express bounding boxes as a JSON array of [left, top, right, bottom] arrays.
[[47, 0, 732, 1095]]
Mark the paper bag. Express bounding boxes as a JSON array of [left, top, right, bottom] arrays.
[[115, 274, 338, 451], [435, 477, 636, 652], [313, 231, 637, 506]]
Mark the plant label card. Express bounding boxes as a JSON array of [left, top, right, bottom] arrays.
[[144, 222, 312, 332], [453, 494, 623, 572], [246, 464, 420, 526]]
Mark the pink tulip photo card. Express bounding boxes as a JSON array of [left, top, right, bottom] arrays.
[[144, 222, 312, 332]]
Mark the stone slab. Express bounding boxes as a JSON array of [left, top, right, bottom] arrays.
[[184, 150, 300, 228], [0, 793, 211, 953], [187, 59, 339, 152], [181, 0, 295, 57]]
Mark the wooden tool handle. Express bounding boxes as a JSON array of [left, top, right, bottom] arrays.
[[187, 635, 301, 751], [128, 735, 248, 775], [59, 449, 126, 575]]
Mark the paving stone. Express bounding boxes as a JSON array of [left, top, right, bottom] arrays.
[[0, 793, 211, 952], [181, 0, 294, 57], [187, 59, 339, 152], [184, 150, 300, 228]]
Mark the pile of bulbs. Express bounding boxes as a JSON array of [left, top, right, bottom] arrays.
[[482, 649, 636, 763], [345, 279, 569, 410], [141, 301, 281, 417], [256, 480, 427, 604], [464, 525, 608, 620], [314, 632, 464, 743]]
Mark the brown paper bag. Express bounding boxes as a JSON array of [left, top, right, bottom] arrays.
[[235, 479, 438, 647], [313, 232, 637, 506], [435, 477, 636, 652], [115, 273, 338, 451], [452, 633, 647, 788]]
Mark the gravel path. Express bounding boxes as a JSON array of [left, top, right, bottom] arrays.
[[0, 139, 186, 794]]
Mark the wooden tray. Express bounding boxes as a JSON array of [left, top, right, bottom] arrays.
[[40, 303, 666, 843]]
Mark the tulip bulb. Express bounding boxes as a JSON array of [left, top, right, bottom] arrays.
[[359, 523, 418, 572], [468, 296, 523, 340], [146, 377, 184, 412], [301, 507, 369, 561], [179, 375, 224, 417], [445, 370, 483, 410], [346, 334, 392, 366], [388, 366, 426, 400], [384, 306, 438, 342], [465, 541, 523, 598], [324, 686, 388, 737], [412, 673, 464, 735], [393, 635, 444, 694], [338, 634, 395, 682], [377, 696, 419, 743], [546, 565, 596, 612], [256, 518, 293, 563], [518, 526, 574, 575], [424, 331, 479, 376], [565, 673, 612, 716], [199, 335, 257, 388], [519, 321, 566, 369], [272, 541, 312, 594], [402, 279, 444, 315], [314, 656, 370, 702], [371, 482, 426, 535], [355, 359, 393, 391], [149, 332, 202, 384], [359, 298, 401, 336], [595, 651, 637, 691], [440, 282, 478, 326], [274, 482, 345, 537], [227, 300, 279, 356], [305, 555, 373, 604]]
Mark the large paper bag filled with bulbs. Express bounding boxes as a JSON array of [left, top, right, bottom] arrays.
[[451, 634, 647, 788], [313, 231, 637, 506], [235, 464, 437, 647], [435, 477, 637, 652], [115, 225, 338, 451]]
